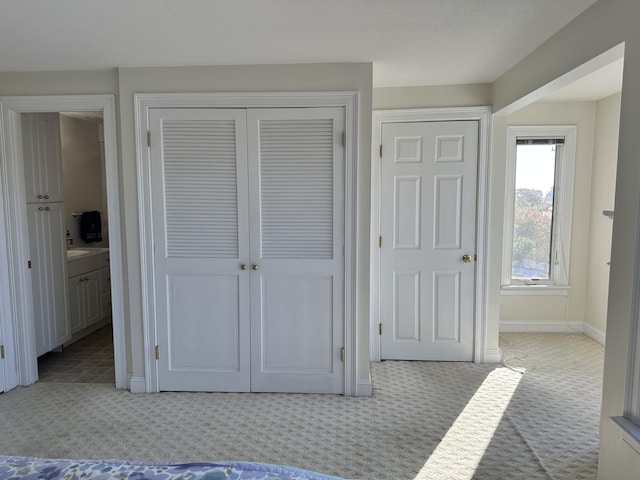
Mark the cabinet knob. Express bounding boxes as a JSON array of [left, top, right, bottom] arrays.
[[43, 195, 49, 200], [240, 264, 248, 270], [38, 206, 44, 211], [79, 278, 84, 283], [252, 264, 260, 270], [37, 194, 43, 199], [44, 206, 50, 211]]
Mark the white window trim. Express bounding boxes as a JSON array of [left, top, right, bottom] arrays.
[[501, 125, 577, 292]]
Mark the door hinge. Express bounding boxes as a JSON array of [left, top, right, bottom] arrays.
[[342, 131, 346, 148], [340, 347, 345, 362], [28, 260, 32, 269], [155, 345, 159, 360], [147, 130, 151, 147], [379, 236, 382, 248], [0, 345, 4, 359], [379, 144, 383, 158], [379, 323, 382, 335]]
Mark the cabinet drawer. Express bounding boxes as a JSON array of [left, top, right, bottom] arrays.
[[100, 292, 112, 319], [99, 267, 111, 294], [67, 256, 100, 278]]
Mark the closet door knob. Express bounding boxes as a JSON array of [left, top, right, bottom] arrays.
[[240, 264, 248, 270], [252, 264, 260, 270]]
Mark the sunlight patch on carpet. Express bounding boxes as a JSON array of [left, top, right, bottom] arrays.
[[414, 367, 524, 480]]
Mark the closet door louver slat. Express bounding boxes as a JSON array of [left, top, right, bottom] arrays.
[[162, 120, 239, 258], [259, 118, 334, 259]]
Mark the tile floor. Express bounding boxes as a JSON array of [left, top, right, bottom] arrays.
[[37, 324, 115, 384]]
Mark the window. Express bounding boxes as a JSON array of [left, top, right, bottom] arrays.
[[502, 126, 576, 292]]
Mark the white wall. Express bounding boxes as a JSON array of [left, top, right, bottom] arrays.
[[498, 101, 596, 331], [491, 0, 640, 476], [585, 93, 621, 343], [373, 83, 491, 110], [60, 114, 108, 249]]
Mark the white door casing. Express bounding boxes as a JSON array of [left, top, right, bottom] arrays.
[[247, 108, 344, 393], [149, 106, 345, 393], [136, 92, 358, 395], [0, 95, 125, 391], [379, 120, 478, 361]]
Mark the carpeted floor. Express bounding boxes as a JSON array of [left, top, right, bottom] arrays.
[[0, 333, 603, 479]]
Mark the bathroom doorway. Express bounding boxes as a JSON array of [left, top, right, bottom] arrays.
[[0, 95, 125, 391], [23, 111, 115, 384]]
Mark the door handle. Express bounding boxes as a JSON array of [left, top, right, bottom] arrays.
[[240, 264, 248, 270], [462, 254, 472, 263], [252, 264, 260, 270]]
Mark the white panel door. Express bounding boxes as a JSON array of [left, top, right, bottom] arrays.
[[380, 121, 478, 360], [247, 108, 344, 393], [150, 108, 251, 392]]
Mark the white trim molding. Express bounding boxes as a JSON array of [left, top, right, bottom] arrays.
[[129, 376, 147, 394], [134, 92, 360, 395], [370, 107, 492, 364], [484, 349, 502, 364], [0, 95, 127, 390], [500, 320, 584, 333]]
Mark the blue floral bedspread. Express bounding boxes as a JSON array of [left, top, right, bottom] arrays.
[[0, 456, 344, 480]]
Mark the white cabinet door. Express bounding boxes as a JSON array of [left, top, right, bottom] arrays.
[[247, 108, 345, 394], [68, 276, 83, 334], [83, 270, 100, 327], [150, 108, 251, 392], [380, 121, 478, 361], [21, 113, 64, 203], [27, 202, 70, 356]]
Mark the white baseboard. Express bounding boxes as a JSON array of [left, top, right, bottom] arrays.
[[500, 320, 584, 333], [129, 376, 147, 393], [356, 375, 372, 397], [583, 323, 606, 345], [484, 349, 502, 364]]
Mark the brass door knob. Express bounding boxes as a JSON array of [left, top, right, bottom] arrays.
[[462, 254, 472, 263], [252, 264, 260, 270], [240, 264, 248, 270]]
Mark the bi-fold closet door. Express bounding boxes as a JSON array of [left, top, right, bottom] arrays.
[[149, 107, 345, 394]]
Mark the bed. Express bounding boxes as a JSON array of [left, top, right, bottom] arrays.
[[0, 456, 344, 479]]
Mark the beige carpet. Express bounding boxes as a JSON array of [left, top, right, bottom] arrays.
[[0, 333, 603, 479]]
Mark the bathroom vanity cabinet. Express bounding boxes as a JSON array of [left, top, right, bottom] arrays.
[[67, 250, 111, 338]]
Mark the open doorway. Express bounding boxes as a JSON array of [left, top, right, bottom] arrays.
[[24, 111, 115, 384], [0, 95, 125, 391], [498, 56, 623, 345]]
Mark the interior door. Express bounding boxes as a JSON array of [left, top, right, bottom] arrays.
[[380, 120, 478, 360], [150, 108, 251, 392], [247, 108, 345, 393]]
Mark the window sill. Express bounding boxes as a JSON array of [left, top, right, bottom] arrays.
[[501, 284, 570, 296], [611, 416, 640, 455]]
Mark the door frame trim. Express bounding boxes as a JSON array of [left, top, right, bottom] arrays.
[[0, 94, 127, 389], [371, 107, 492, 363], [134, 92, 359, 395]]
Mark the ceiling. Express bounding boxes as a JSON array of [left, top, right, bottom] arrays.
[[0, 0, 597, 87]]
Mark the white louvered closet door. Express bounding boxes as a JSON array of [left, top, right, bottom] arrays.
[[149, 108, 251, 392], [247, 108, 345, 393]]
